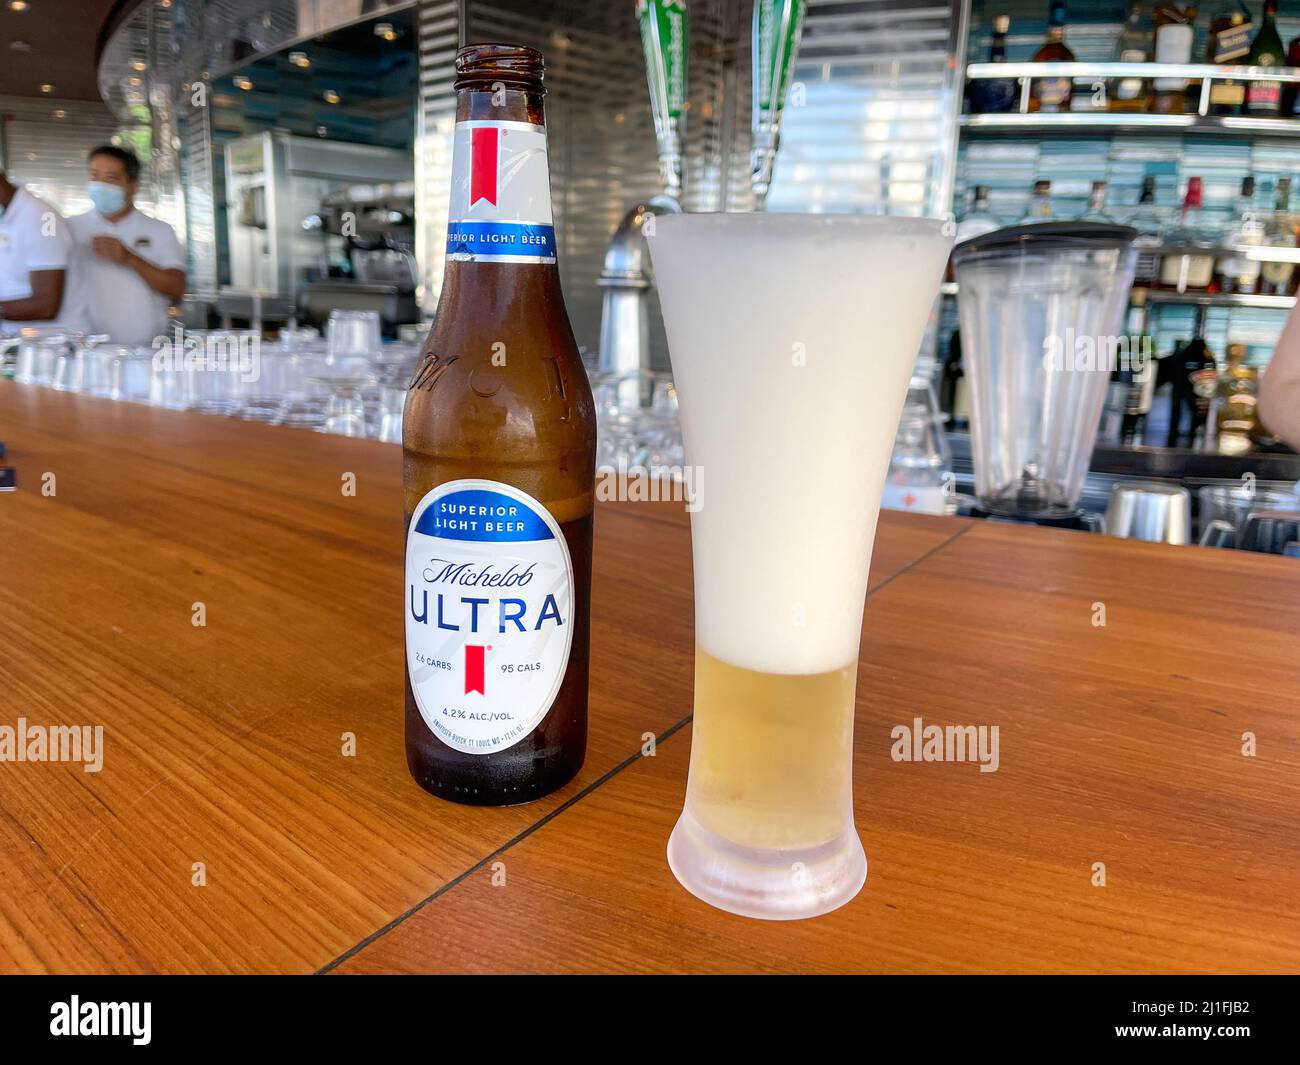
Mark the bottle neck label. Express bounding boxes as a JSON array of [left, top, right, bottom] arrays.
[[447, 119, 556, 264], [406, 479, 574, 755]]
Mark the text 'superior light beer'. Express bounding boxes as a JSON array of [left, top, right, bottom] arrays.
[[403, 44, 596, 805], [648, 213, 952, 919]]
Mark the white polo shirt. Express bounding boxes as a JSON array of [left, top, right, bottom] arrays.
[[0, 188, 75, 331], [68, 206, 185, 346]]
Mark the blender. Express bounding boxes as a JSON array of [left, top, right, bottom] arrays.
[[951, 222, 1138, 525]]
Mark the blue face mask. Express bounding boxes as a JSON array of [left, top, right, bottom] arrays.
[[88, 181, 127, 215]]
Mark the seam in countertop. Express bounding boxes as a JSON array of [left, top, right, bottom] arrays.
[[866, 522, 974, 600], [315, 714, 694, 975], [315, 521, 973, 974]]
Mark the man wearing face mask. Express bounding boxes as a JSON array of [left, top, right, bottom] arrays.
[[67, 145, 186, 346]]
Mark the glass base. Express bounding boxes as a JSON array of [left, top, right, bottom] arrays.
[[666, 809, 867, 921]]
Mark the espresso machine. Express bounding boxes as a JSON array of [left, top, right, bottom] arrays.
[[220, 132, 412, 329], [301, 181, 420, 337]]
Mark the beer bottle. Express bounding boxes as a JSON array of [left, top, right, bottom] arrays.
[[403, 44, 596, 805]]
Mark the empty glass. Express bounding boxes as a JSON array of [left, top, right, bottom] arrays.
[[1197, 483, 1300, 541], [276, 355, 330, 429], [375, 385, 408, 442], [370, 340, 421, 382], [591, 369, 685, 473], [187, 361, 239, 414], [107, 351, 154, 402], [305, 356, 374, 436], [327, 310, 381, 361], [83, 345, 138, 398], [237, 351, 297, 421], [51, 349, 85, 392], [276, 325, 321, 352], [398, 322, 430, 344], [14, 331, 73, 385], [150, 356, 188, 409], [13, 339, 47, 384]]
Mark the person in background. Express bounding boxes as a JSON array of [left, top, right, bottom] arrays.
[[67, 145, 186, 346], [1258, 306, 1300, 452], [0, 170, 73, 331]]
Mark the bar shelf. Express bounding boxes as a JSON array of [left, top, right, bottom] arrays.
[[964, 61, 1300, 133], [940, 283, 1296, 310], [967, 61, 1300, 82], [961, 113, 1300, 135], [1142, 290, 1296, 310]]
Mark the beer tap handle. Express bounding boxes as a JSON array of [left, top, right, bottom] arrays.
[[751, 0, 807, 211], [637, 1, 689, 203]]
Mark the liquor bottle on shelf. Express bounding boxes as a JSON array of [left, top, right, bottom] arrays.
[[1206, 2, 1252, 115], [1126, 175, 1165, 286], [1150, 3, 1198, 115], [1158, 177, 1215, 291], [1166, 335, 1218, 448], [1119, 294, 1158, 445], [1029, 1, 1074, 113], [883, 402, 955, 516], [1260, 176, 1297, 295], [1216, 175, 1264, 294], [1206, 340, 1241, 449], [956, 185, 1001, 242], [969, 14, 1018, 114], [1101, 363, 1130, 444], [1243, 0, 1285, 117], [1111, 1, 1151, 113], [939, 328, 968, 431], [1077, 180, 1118, 222], [1282, 32, 1300, 116], [1020, 179, 1055, 221], [1214, 344, 1258, 455]]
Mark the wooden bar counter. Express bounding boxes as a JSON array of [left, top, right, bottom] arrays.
[[1, 381, 1298, 974]]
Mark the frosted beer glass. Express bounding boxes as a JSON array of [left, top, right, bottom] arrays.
[[648, 214, 952, 919]]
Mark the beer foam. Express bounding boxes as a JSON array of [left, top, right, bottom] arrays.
[[650, 214, 951, 675]]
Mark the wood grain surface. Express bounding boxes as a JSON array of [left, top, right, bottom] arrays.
[[0, 383, 963, 973], [335, 521, 1300, 973]]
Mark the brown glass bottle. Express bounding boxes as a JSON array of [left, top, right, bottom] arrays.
[[1028, 1, 1075, 113], [402, 44, 596, 805]]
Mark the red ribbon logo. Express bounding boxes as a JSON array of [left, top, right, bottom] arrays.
[[465, 644, 487, 695], [470, 127, 499, 207]]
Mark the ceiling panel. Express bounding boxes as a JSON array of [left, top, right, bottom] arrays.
[[0, 0, 128, 100]]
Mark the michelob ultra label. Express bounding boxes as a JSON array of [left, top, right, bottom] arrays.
[[406, 479, 574, 754], [447, 120, 556, 263]]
